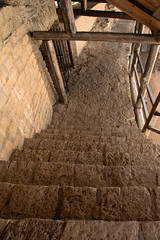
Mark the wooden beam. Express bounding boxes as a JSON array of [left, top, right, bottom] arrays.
[[44, 41, 67, 103], [107, 0, 160, 32], [57, 9, 134, 20], [33, 31, 159, 44], [81, 0, 87, 10], [56, 0, 107, 2], [59, 0, 77, 34]]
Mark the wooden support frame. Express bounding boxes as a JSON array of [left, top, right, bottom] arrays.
[[33, 31, 159, 44], [44, 41, 67, 103], [129, 22, 143, 73], [107, 0, 160, 32], [142, 92, 160, 132], [135, 44, 160, 109], [57, 9, 134, 20], [59, 0, 77, 34], [81, 0, 87, 11]]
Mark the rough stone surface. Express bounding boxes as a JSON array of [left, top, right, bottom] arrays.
[[32, 162, 74, 186], [140, 222, 160, 239], [108, 166, 157, 187], [50, 150, 78, 164], [0, 161, 9, 181], [8, 185, 59, 218], [76, 151, 104, 165], [11, 149, 51, 162], [4, 161, 36, 184], [0, 183, 14, 217], [0, 219, 64, 240], [98, 187, 121, 220], [108, 166, 132, 186], [74, 165, 107, 187], [61, 220, 140, 240], [57, 187, 98, 220], [122, 187, 155, 221]]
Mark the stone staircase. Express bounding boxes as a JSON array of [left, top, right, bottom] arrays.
[[1, 123, 160, 239]]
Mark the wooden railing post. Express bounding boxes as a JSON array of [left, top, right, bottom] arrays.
[[81, 0, 87, 11], [130, 22, 143, 77], [135, 44, 160, 109], [59, 0, 77, 34], [44, 41, 67, 103]]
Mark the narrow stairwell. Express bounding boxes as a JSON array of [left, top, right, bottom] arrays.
[[1, 19, 160, 239]]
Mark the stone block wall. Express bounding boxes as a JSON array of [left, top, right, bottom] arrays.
[[0, 1, 58, 160]]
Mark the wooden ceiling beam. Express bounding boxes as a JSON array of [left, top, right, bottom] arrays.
[[57, 9, 134, 20], [32, 31, 159, 44], [106, 0, 160, 32], [56, 0, 107, 2], [152, 5, 160, 20]]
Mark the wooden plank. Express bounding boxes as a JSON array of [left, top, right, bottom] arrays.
[[142, 92, 160, 132], [32, 31, 159, 43], [59, 0, 77, 34], [81, 0, 87, 10], [58, 9, 134, 19], [107, 0, 160, 32], [44, 41, 67, 103]]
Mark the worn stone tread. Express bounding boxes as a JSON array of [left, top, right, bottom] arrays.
[[10, 149, 104, 165], [23, 138, 105, 153], [34, 132, 105, 142], [2, 219, 160, 239], [1, 161, 159, 188], [23, 135, 159, 156], [10, 147, 160, 167], [0, 183, 159, 221], [44, 124, 147, 140]]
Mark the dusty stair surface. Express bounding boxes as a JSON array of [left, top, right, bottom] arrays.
[[1, 124, 160, 239], [1, 19, 160, 239]]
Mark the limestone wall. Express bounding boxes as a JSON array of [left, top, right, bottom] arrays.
[[0, 0, 58, 160]]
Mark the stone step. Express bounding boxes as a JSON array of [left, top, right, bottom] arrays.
[[22, 137, 159, 166], [33, 132, 158, 156], [23, 138, 105, 153], [1, 219, 160, 239], [10, 148, 159, 167], [10, 149, 104, 165], [0, 161, 160, 188], [35, 131, 148, 146], [0, 183, 158, 221], [47, 124, 146, 139], [1, 161, 159, 188], [34, 131, 105, 142]]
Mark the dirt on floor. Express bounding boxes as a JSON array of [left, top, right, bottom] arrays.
[[52, 15, 160, 144], [52, 18, 136, 130]]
